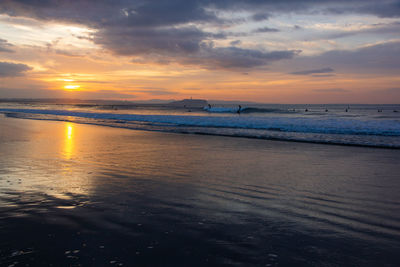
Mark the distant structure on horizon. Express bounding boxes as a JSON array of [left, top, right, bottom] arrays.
[[168, 99, 208, 108]]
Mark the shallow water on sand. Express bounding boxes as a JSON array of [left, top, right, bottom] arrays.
[[1, 102, 400, 148], [0, 115, 400, 266]]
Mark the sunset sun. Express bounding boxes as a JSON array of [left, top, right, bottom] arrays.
[[64, 85, 80, 90]]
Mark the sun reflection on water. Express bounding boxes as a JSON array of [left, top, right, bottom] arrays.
[[64, 123, 74, 159]]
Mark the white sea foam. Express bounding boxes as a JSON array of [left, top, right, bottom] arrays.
[[1, 108, 399, 137]]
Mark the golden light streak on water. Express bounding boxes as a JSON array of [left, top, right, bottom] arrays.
[[64, 123, 74, 159]]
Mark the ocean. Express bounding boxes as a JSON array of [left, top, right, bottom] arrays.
[[0, 101, 399, 148]]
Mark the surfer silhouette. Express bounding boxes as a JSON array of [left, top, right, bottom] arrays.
[[237, 105, 242, 114]]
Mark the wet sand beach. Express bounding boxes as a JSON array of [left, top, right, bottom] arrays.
[[0, 115, 400, 266]]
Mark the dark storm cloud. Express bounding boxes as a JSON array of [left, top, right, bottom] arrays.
[[0, 39, 14, 52], [290, 67, 334, 75], [0, 61, 32, 77], [1, 0, 399, 69]]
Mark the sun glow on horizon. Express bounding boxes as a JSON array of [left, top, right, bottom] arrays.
[[64, 85, 80, 90]]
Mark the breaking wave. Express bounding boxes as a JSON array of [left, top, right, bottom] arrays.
[[1, 108, 400, 148]]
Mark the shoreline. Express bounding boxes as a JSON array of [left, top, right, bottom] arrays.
[[1, 113, 399, 150]]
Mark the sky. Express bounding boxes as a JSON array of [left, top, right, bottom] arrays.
[[0, 0, 400, 103]]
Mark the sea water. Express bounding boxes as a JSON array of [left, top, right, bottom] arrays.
[[0, 101, 399, 148]]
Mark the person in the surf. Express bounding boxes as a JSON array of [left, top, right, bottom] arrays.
[[237, 105, 242, 114]]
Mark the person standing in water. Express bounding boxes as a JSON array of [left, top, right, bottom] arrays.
[[237, 105, 242, 114]]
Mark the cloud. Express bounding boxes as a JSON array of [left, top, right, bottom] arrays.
[[252, 13, 270, 21], [0, 0, 218, 28], [313, 88, 349, 93], [130, 87, 177, 95], [383, 87, 400, 92], [183, 87, 202, 91], [254, 27, 280, 33], [95, 24, 299, 69], [79, 80, 111, 84], [311, 41, 400, 71], [0, 39, 14, 52], [325, 1, 400, 18], [230, 40, 242, 46], [0, 62, 32, 77], [211, 0, 400, 18], [132, 89, 178, 96], [290, 67, 334, 75], [185, 46, 300, 69], [0, 87, 134, 99], [277, 41, 400, 75], [1, 0, 399, 70], [0, 87, 63, 98], [1, 1, 400, 26], [316, 21, 400, 40], [77, 90, 135, 99], [311, 74, 336, 77], [95, 26, 210, 56], [54, 49, 86, 57]]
